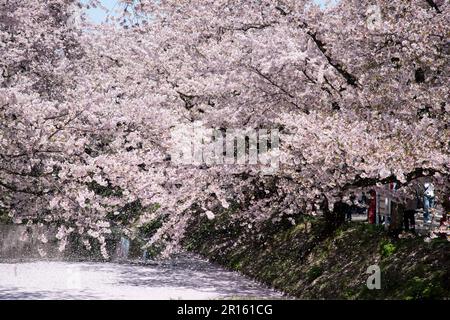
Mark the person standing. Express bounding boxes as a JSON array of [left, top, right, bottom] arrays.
[[443, 194, 450, 213], [347, 193, 357, 222], [359, 192, 368, 215], [367, 190, 377, 224], [423, 183, 435, 223], [404, 196, 417, 232]]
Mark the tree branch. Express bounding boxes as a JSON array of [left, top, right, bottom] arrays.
[[305, 30, 359, 87], [250, 66, 309, 113], [0, 180, 46, 196], [425, 0, 442, 13], [341, 167, 439, 192], [275, 7, 359, 88]]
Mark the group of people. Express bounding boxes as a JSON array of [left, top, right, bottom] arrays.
[[400, 183, 448, 234], [335, 182, 450, 241], [388, 182, 449, 240], [333, 192, 368, 224]]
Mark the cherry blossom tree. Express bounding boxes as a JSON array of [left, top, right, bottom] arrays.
[[1, 0, 448, 257], [0, 0, 174, 256], [122, 0, 449, 246]]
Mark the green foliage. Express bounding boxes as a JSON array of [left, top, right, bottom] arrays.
[[359, 222, 384, 234], [380, 240, 396, 258], [144, 243, 164, 258], [230, 259, 244, 271], [139, 215, 165, 236], [403, 276, 446, 300], [0, 210, 12, 224], [107, 199, 150, 226], [307, 265, 324, 281], [88, 180, 123, 197]]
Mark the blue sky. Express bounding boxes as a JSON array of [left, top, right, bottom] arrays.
[[84, 0, 337, 24], [83, 0, 121, 24]]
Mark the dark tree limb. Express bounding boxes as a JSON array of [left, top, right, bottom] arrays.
[[0, 180, 46, 196], [341, 167, 440, 192], [176, 91, 197, 110], [250, 66, 310, 113], [305, 30, 359, 87], [425, 0, 442, 13]]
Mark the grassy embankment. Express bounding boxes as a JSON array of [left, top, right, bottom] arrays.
[[183, 208, 450, 300]]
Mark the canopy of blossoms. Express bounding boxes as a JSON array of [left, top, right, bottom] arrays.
[[1, 0, 448, 257]]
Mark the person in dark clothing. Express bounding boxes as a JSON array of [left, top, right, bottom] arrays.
[[358, 192, 368, 215], [347, 193, 357, 222], [443, 194, 450, 213], [333, 201, 349, 225], [439, 212, 448, 227], [367, 190, 377, 224], [404, 196, 417, 232]]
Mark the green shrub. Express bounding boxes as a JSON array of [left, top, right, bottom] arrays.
[[380, 240, 396, 258]]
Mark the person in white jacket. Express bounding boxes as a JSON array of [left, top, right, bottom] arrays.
[[423, 183, 435, 223]]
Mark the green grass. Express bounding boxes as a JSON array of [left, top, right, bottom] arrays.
[[403, 276, 446, 300], [184, 214, 450, 299]]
